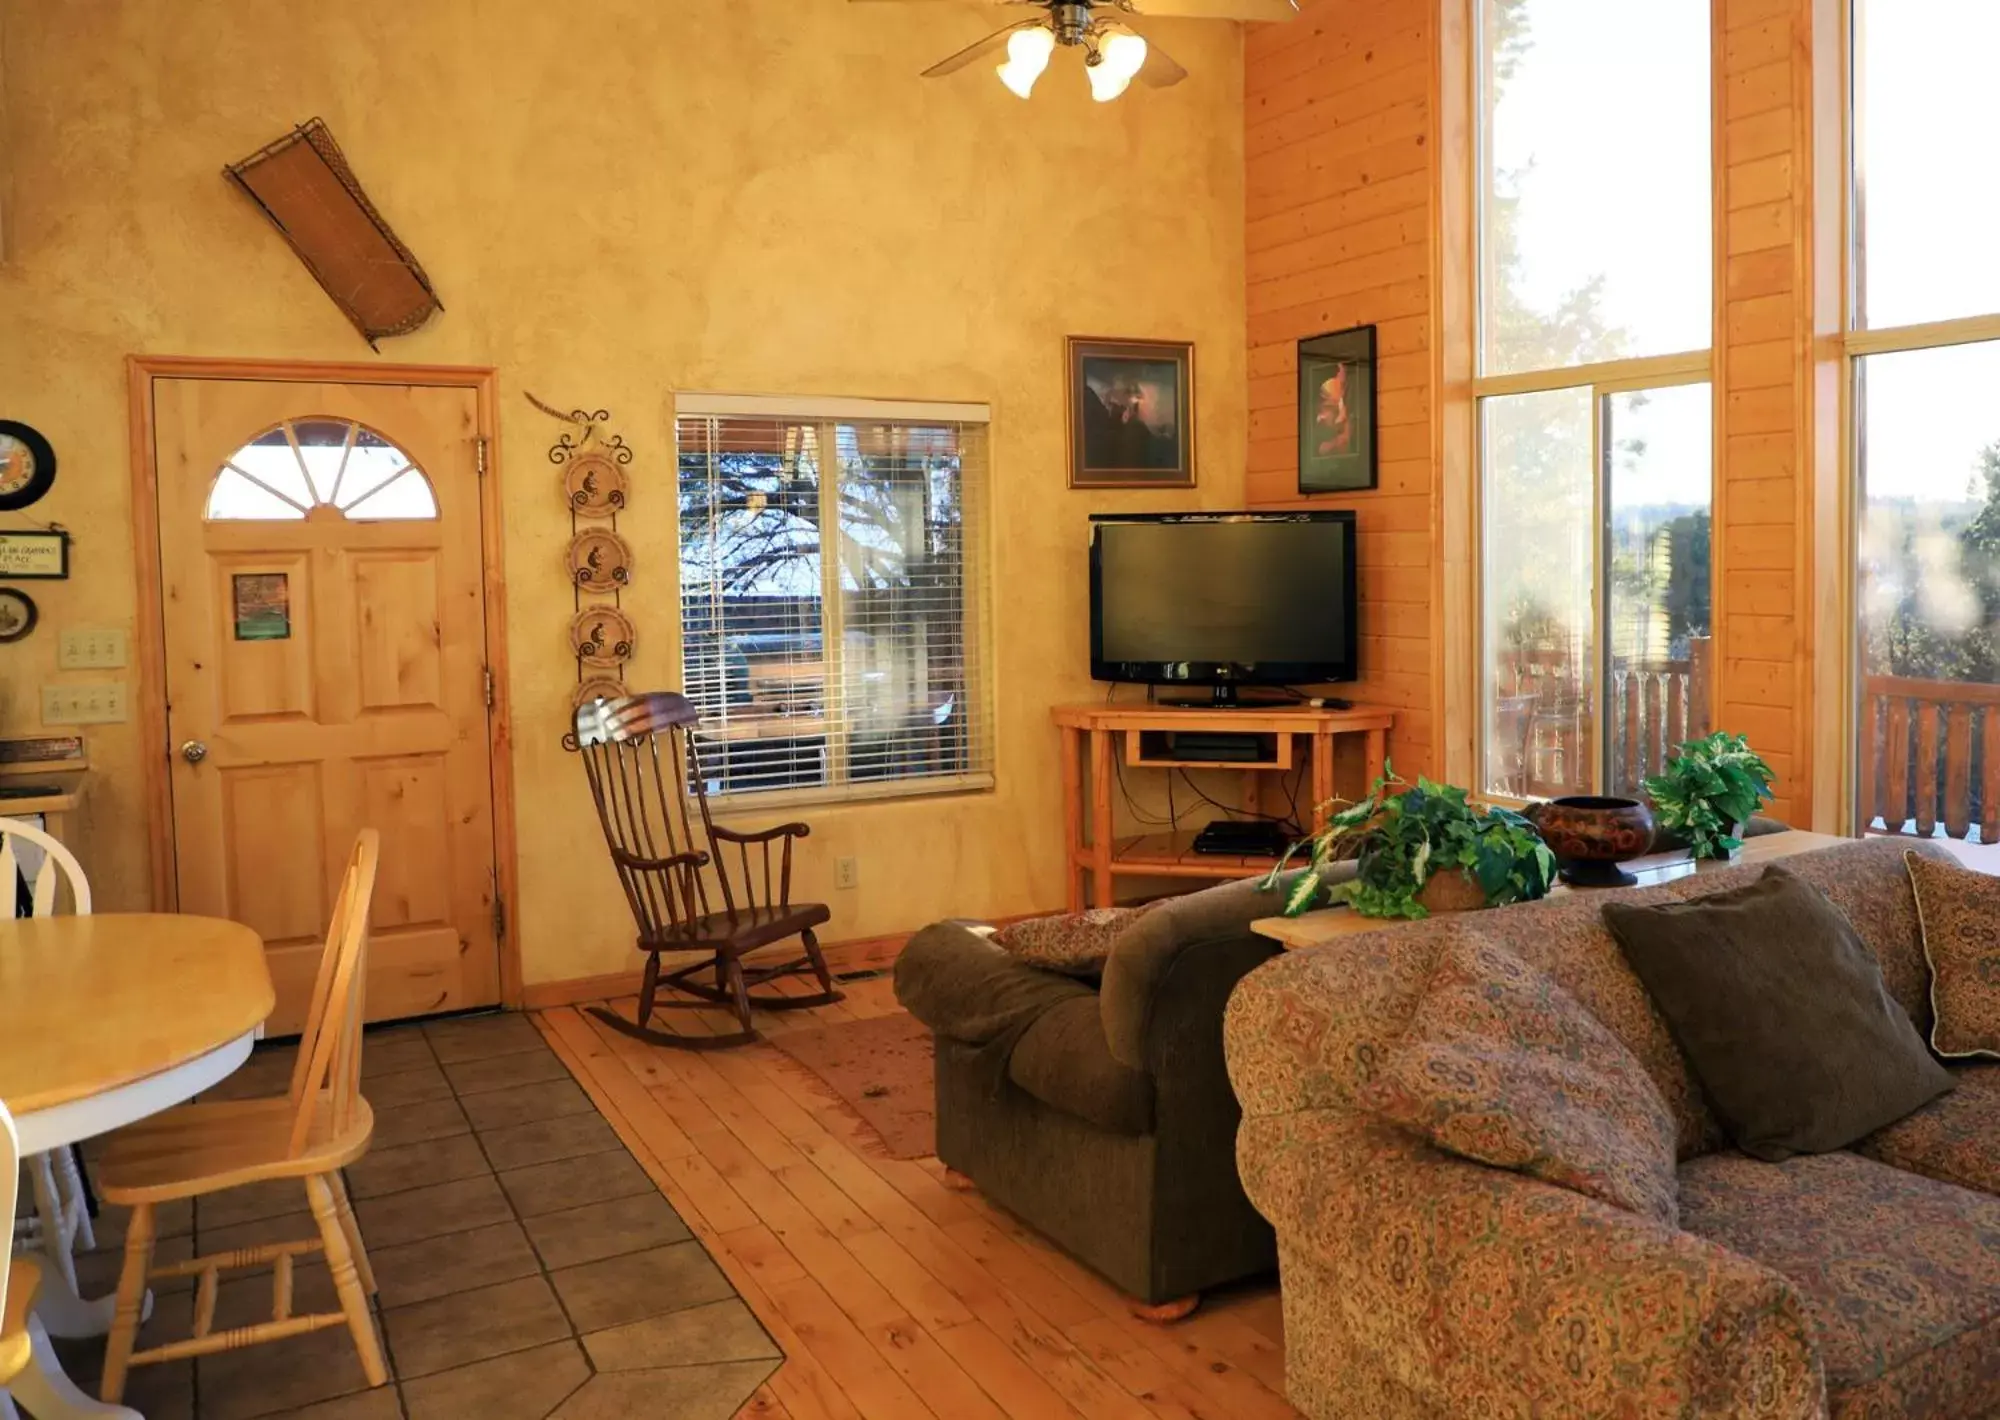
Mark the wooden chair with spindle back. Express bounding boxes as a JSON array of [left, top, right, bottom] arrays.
[[575, 692, 841, 1049], [1, 816, 98, 1303], [1, 1102, 43, 1405], [93, 830, 386, 1405]]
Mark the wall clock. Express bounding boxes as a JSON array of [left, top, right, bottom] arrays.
[[0, 422, 56, 512], [0, 587, 38, 643]]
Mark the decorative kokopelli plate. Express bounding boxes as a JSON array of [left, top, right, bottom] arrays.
[[567, 527, 633, 592], [573, 675, 626, 708], [563, 450, 628, 514], [570, 605, 635, 667]]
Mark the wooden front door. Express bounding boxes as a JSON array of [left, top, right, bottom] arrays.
[[153, 377, 500, 1033]]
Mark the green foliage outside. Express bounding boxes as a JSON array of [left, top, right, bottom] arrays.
[[1866, 442, 2000, 683], [1261, 765, 1558, 920]]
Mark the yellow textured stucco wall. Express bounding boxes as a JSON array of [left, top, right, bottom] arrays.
[[0, 0, 1248, 986]]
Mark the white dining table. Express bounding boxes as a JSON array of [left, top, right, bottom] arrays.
[[1, 913, 273, 1420]]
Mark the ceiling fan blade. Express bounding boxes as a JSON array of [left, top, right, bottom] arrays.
[[1139, 35, 1190, 86], [1122, 0, 1298, 20], [921, 20, 1040, 77]]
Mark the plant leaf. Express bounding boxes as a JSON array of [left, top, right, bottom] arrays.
[[1283, 870, 1322, 917]]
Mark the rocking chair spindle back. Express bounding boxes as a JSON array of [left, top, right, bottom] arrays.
[[575, 692, 841, 1049]]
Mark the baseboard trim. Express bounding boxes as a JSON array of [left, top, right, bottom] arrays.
[[520, 928, 912, 1011], [519, 912, 1045, 1012]]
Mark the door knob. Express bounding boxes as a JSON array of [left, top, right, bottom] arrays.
[[180, 740, 208, 765]]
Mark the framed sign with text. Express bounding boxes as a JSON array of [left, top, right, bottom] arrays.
[[0, 530, 70, 579]]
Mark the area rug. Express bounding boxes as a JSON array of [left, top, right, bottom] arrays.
[[770, 1011, 936, 1160]]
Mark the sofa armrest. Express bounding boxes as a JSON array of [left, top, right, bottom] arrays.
[[1222, 905, 1432, 1121], [1239, 1112, 1827, 1419], [1101, 868, 1347, 1070], [893, 921, 1093, 1047]]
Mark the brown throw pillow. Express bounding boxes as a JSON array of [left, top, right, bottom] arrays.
[[1602, 865, 1954, 1162], [993, 902, 1161, 978], [1905, 849, 2000, 1059], [1361, 935, 1681, 1227]]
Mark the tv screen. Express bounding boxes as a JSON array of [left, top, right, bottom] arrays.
[[1090, 512, 1358, 699]]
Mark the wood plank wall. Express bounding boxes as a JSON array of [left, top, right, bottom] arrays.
[[1243, 3, 1438, 781], [1246, 0, 1826, 818], [1716, 0, 1818, 826]]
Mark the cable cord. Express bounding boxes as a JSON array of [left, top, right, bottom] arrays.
[[1112, 753, 1179, 830], [1173, 767, 1304, 839]]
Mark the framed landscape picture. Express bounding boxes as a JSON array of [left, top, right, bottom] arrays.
[[1297, 325, 1378, 494], [1067, 337, 1195, 489]]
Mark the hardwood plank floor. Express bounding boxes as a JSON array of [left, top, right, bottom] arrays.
[[534, 976, 1298, 1420]]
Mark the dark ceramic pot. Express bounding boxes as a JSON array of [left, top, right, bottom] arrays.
[[1524, 796, 1656, 887]]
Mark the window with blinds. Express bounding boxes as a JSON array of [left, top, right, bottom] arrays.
[[676, 394, 994, 804]]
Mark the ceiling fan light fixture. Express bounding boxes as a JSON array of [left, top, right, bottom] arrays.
[[996, 25, 1057, 98], [1087, 28, 1149, 102]]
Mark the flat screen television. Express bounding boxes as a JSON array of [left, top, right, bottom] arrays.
[[1089, 511, 1358, 705]]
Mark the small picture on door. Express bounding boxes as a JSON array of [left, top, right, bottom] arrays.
[[232, 572, 291, 641]]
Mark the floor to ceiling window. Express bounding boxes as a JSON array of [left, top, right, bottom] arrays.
[[1476, 0, 1714, 801], [1851, 0, 2000, 840]]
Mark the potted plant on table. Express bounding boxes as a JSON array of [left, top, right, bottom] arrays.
[[1263, 765, 1559, 920], [1642, 731, 1776, 861]]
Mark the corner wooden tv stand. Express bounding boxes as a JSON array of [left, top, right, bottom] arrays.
[[1052, 700, 1394, 911]]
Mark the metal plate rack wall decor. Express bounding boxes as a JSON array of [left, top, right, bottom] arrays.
[[530, 393, 635, 750]]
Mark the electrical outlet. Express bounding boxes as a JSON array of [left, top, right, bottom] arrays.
[[41, 682, 128, 725], [835, 856, 860, 890], [58, 628, 128, 669]]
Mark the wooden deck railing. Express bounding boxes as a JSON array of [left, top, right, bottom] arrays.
[[1492, 637, 1710, 799], [1490, 658, 1999, 840], [1860, 675, 2000, 841], [1608, 639, 1711, 797]]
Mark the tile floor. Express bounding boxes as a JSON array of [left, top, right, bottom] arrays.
[[59, 1012, 781, 1419]]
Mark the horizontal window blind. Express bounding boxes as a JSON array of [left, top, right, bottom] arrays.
[[676, 399, 994, 804]]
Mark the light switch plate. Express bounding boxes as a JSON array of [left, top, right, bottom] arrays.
[[42, 682, 128, 725], [58, 628, 129, 670]]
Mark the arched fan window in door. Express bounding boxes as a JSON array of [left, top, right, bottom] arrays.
[[206, 419, 439, 521]]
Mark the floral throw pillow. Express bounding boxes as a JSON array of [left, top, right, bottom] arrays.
[[1361, 934, 1682, 1228], [993, 901, 1162, 978], [1905, 850, 2000, 1059]]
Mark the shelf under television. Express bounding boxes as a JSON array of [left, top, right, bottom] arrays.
[[1071, 830, 1286, 879]]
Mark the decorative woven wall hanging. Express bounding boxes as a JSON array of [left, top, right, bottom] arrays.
[[224, 119, 442, 348], [530, 394, 636, 748]]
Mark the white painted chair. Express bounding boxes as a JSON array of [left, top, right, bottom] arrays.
[[2, 1099, 31, 1420], [3, 818, 98, 1295]]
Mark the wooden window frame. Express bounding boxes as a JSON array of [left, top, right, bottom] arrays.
[[673, 394, 997, 812], [1452, 0, 1721, 805], [1829, 0, 2000, 833]]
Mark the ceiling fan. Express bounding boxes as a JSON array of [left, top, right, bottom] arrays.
[[852, 0, 1300, 102]]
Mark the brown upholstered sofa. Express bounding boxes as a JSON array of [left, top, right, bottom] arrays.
[[1225, 838, 2000, 1419], [895, 873, 1323, 1310]]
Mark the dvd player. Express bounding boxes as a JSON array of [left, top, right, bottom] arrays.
[[1191, 819, 1292, 858]]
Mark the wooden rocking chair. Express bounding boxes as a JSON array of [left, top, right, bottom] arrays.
[[576, 692, 841, 1050]]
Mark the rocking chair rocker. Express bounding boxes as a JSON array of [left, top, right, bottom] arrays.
[[575, 692, 842, 1049]]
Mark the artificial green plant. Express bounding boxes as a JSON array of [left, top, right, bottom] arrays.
[[1642, 730, 1776, 860], [1262, 764, 1558, 920]]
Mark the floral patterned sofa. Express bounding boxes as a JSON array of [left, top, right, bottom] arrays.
[[1224, 838, 2000, 1419]]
